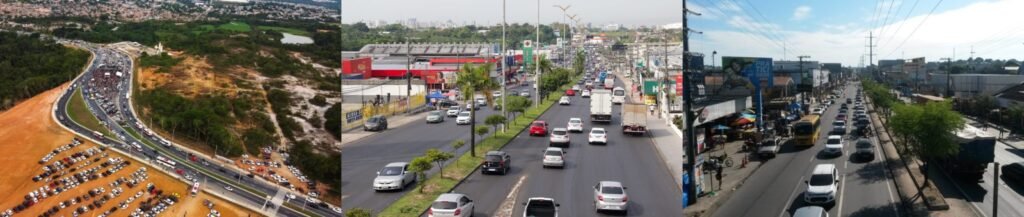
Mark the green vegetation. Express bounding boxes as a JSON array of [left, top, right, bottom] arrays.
[[342, 22, 561, 51], [345, 208, 372, 217], [66, 88, 115, 140], [425, 149, 454, 179], [265, 88, 302, 141], [138, 52, 181, 73], [324, 102, 341, 139], [287, 140, 341, 194], [257, 26, 310, 36], [456, 63, 500, 157], [888, 101, 965, 184], [0, 32, 89, 110], [505, 96, 532, 121], [134, 89, 271, 157], [484, 114, 506, 132], [218, 21, 252, 32], [408, 156, 433, 194]]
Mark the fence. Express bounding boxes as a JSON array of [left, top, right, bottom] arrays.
[[343, 93, 426, 131]]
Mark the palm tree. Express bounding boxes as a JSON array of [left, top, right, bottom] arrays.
[[456, 63, 499, 157]]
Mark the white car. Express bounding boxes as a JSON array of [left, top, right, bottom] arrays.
[[588, 128, 607, 144], [523, 197, 559, 217], [331, 207, 343, 214], [811, 108, 824, 115], [542, 147, 566, 168], [492, 91, 502, 98], [429, 193, 474, 217], [593, 181, 628, 213], [824, 135, 843, 157], [373, 162, 416, 191], [224, 186, 233, 192], [567, 118, 584, 133], [581, 89, 591, 98], [456, 112, 472, 125], [559, 96, 570, 105], [446, 107, 462, 117], [804, 164, 839, 205], [549, 128, 570, 147]]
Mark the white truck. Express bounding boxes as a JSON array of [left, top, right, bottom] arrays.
[[604, 77, 615, 89], [621, 103, 647, 135], [590, 89, 613, 123]]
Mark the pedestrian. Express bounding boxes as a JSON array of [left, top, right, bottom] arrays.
[[715, 166, 724, 190], [649, 104, 656, 115]]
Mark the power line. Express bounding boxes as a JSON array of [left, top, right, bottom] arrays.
[[877, 0, 901, 43], [695, 0, 786, 51], [737, 0, 803, 54], [870, 0, 883, 31], [883, 0, 944, 59], [879, 0, 920, 48]]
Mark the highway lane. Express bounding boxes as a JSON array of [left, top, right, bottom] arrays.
[[54, 45, 333, 216], [714, 83, 901, 217], [448, 78, 681, 217], [957, 118, 1024, 217], [340, 82, 536, 212]]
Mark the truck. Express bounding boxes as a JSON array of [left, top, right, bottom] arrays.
[[590, 89, 613, 123], [604, 77, 615, 89], [938, 124, 996, 181], [621, 103, 647, 135]]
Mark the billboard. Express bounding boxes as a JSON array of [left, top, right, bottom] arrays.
[[685, 52, 704, 71], [722, 57, 774, 88], [676, 74, 683, 95], [523, 40, 534, 67]]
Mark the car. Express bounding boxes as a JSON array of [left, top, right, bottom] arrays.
[[465, 103, 479, 111], [840, 103, 848, 109], [373, 162, 416, 191], [529, 121, 549, 136], [492, 91, 502, 98], [572, 85, 581, 92], [824, 135, 843, 157], [426, 111, 445, 123], [811, 108, 824, 115], [428, 193, 474, 217], [836, 114, 847, 121], [523, 197, 559, 217], [846, 98, 853, 104], [331, 207, 343, 214], [585, 80, 594, 87], [1001, 162, 1024, 182], [804, 164, 839, 205], [475, 97, 487, 107], [567, 118, 584, 133], [549, 128, 570, 147], [481, 151, 511, 175], [593, 181, 628, 213], [824, 100, 833, 106], [831, 120, 846, 135], [792, 206, 829, 217], [520, 92, 531, 97], [854, 138, 874, 161], [565, 89, 576, 96], [224, 186, 233, 192], [581, 89, 591, 98], [588, 128, 608, 144], [541, 147, 566, 168], [558, 96, 571, 105], [757, 136, 782, 158], [447, 107, 462, 117], [363, 115, 388, 131], [456, 112, 472, 125]]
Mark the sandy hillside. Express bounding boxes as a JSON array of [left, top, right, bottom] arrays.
[[0, 84, 261, 217]]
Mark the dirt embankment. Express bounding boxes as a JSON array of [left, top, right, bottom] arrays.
[[0, 84, 261, 217]]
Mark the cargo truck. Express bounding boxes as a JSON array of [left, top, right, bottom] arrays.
[[938, 124, 996, 181], [590, 89, 613, 123], [621, 103, 647, 135]]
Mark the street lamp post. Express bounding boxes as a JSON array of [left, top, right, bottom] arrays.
[[502, 0, 508, 132], [711, 50, 717, 69], [535, 0, 541, 107]]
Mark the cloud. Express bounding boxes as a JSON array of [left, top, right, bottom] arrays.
[[792, 6, 812, 20], [719, 1, 743, 12], [689, 2, 723, 20]]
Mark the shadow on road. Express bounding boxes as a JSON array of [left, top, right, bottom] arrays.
[[853, 162, 889, 185], [1005, 148, 1024, 159], [1001, 174, 1024, 195], [846, 202, 900, 217]]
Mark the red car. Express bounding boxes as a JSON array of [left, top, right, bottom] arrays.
[[529, 121, 549, 136], [565, 89, 575, 96]]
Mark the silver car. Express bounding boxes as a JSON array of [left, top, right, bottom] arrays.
[[542, 147, 566, 168], [549, 128, 570, 147], [456, 111, 472, 125], [373, 162, 416, 191], [426, 111, 445, 123], [447, 107, 462, 117], [429, 193, 474, 217], [593, 181, 628, 213]]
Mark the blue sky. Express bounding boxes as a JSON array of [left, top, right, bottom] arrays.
[[344, 0, 1024, 66]]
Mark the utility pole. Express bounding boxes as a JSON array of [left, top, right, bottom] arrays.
[[337, 0, 343, 200], [995, 162, 1001, 217], [406, 40, 412, 113], [535, 0, 541, 107], [867, 32, 875, 80], [501, 0, 508, 132], [681, 0, 702, 207], [942, 57, 953, 97], [798, 55, 810, 114]]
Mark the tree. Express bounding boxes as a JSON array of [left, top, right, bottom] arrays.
[[324, 103, 341, 139], [505, 96, 532, 122], [345, 208, 372, 217], [475, 126, 490, 137], [425, 148, 454, 179], [451, 139, 465, 150], [484, 114, 507, 133], [889, 101, 964, 186], [456, 63, 499, 157], [408, 156, 433, 193]]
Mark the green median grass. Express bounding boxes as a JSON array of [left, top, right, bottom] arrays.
[[66, 87, 117, 141], [378, 75, 581, 217], [218, 21, 252, 32]]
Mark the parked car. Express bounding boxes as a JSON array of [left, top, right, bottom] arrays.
[[373, 162, 415, 191], [824, 135, 843, 157], [593, 181, 628, 214], [522, 197, 559, 217], [854, 138, 874, 161], [541, 147, 566, 168], [456, 112, 472, 125], [429, 193, 474, 217], [588, 128, 608, 144], [804, 164, 839, 205], [529, 121, 549, 136], [559, 96, 571, 105], [567, 118, 584, 133], [363, 115, 388, 131], [481, 151, 511, 175], [426, 111, 445, 123], [549, 128, 570, 147], [757, 136, 782, 158]]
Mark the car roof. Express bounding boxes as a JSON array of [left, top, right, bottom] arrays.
[[545, 147, 563, 152], [486, 151, 506, 156], [533, 120, 546, 124], [812, 164, 836, 175], [599, 181, 623, 188], [527, 197, 555, 202], [793, 206, 826, 217], [436, 193, 465, 201], [385, 162, 409, 167], [553, 128, 567, 131], [827, 135, 842, 140], [591, 127, 606, 131], [570, 117, 581, 121]]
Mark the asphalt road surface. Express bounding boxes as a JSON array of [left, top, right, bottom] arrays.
[[955, 119, 1024, 217], [446, 77, 681, 217], [714, 83, 902, 217], [340, 81, 537, 213]]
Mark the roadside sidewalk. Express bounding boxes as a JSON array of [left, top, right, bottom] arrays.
[[340, 111, 426, 148], [962, 116, 1024, 150], [682, 138, 766, 217]]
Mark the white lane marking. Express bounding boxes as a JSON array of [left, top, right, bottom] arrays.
[[838, 175, 847, 216], [497, 175, 529, 217], [809, 154, 815, 163], [778, 175, 806, 217]]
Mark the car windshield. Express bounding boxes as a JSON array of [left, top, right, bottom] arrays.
[[545, 151, 562, 156], [602, 186, 624, 194], [833, 121, 844, 126], [592, 129, 605, 134], [827, 138, 841, 144], [794, 124, 813, 134], [552, 130, 567, 136], [485, 155, 502, 162], [429, 111, 441, 116], [379, 167, 403, 176], [569, 119, 581, 124], [431, 201, 458, 210], [459, 112, 470, 117], [614, 90, 625, 95], [532, 122, 545, 127], [809, 174, 834, 186], [857, 140, 872, 148], [525, 201, 557, 217]]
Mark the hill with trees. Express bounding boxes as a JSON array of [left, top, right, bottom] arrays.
[[0, 31, 89, 110]]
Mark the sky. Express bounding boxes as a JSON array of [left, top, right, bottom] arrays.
[[342, 0, 1024, 66]]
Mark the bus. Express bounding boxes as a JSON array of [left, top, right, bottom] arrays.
[[793, 115, 822, 146], [611, 87, 626, 104]]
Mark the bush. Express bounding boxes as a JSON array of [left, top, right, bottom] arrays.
[[0, 32, 89, 111], [345, 208, 372, 217], [324, 102, 341, 139], [308, 94, 328, 107]]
